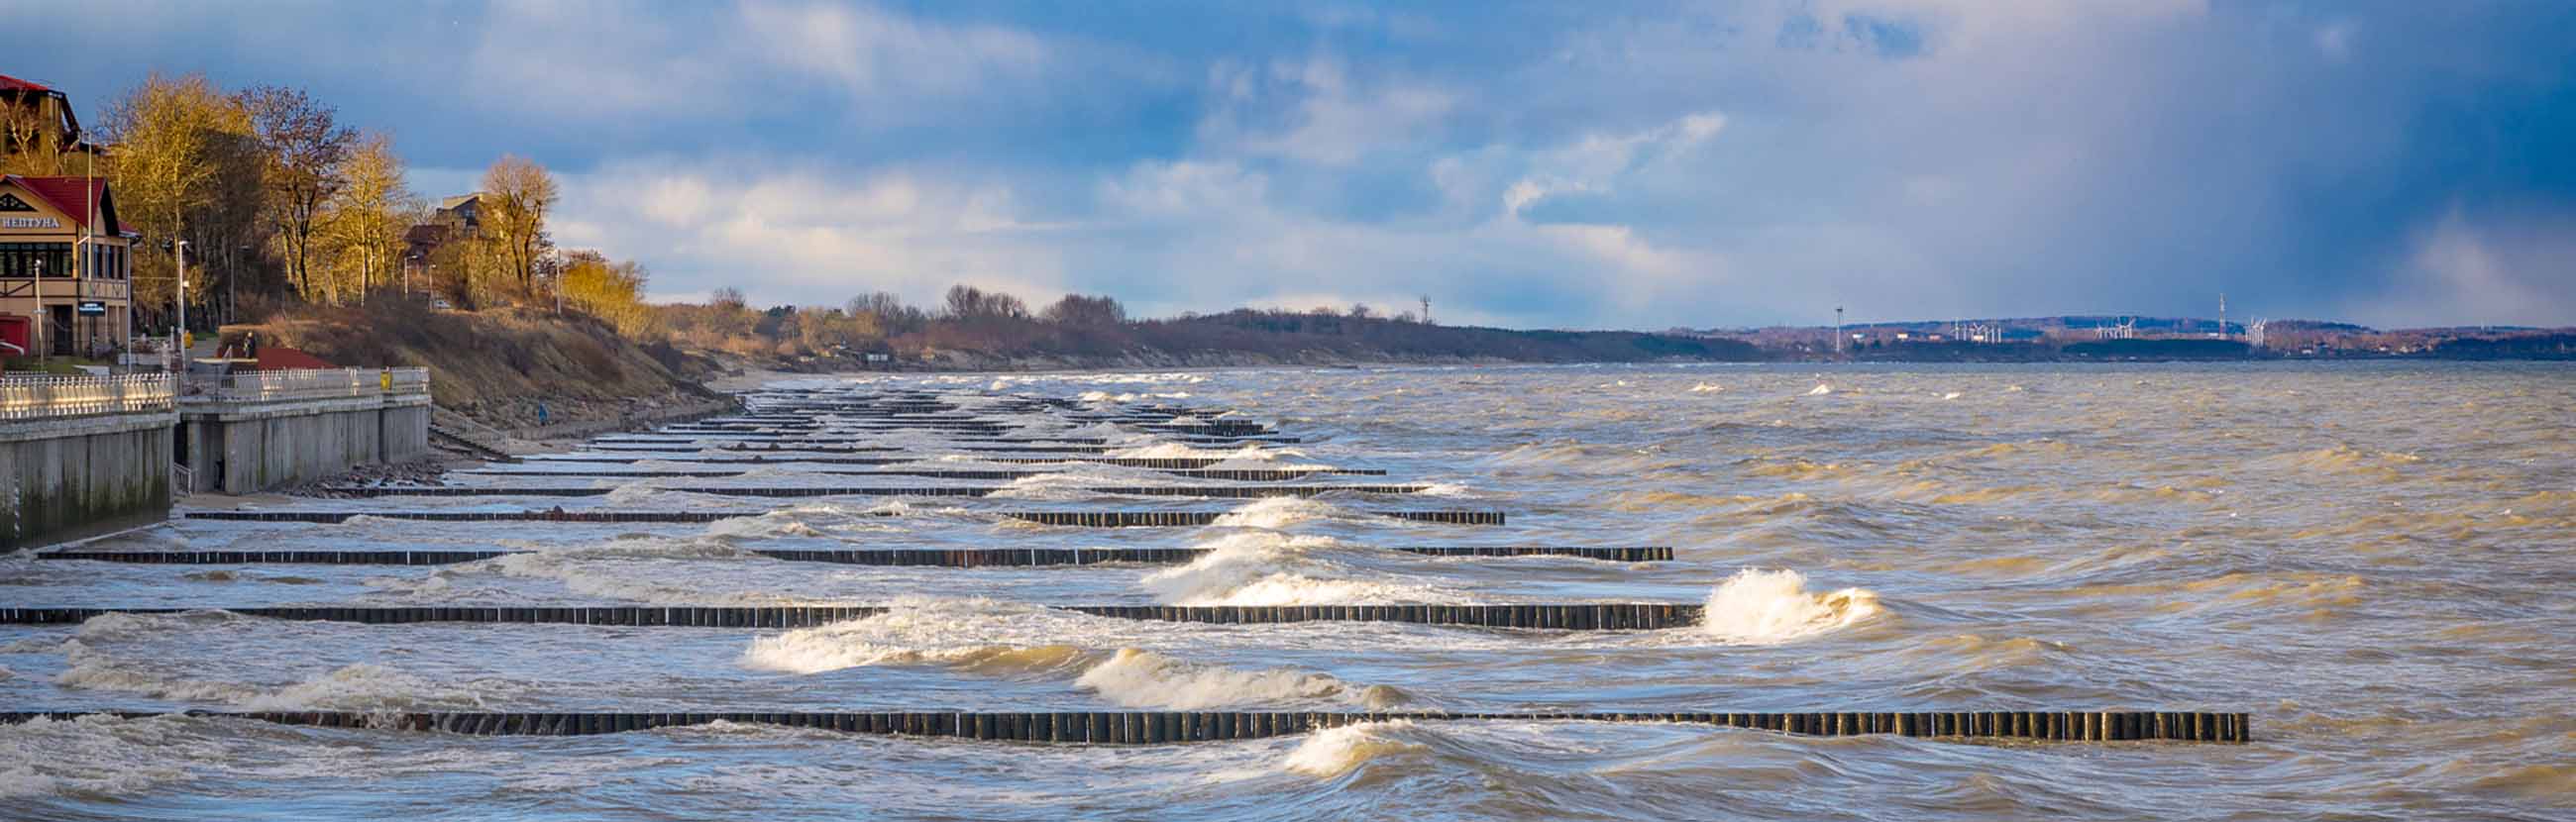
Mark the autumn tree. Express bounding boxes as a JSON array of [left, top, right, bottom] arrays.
[[238, 84, 353, 299], [478, 154, 557, 300], [798, 307, 882, 353], [314, 132, 416, 303], [99, 73, 259, 322], [560, 250, 651, 335]]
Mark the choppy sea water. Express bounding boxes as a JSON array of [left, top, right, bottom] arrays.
[[3, 361, 2572, 820]]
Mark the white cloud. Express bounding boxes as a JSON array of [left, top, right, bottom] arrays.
[[2344, 207, 2576, 328], [552, 160, 1071, 309], [455, 0, 1061, 121], [737, 0, 1050, 98], [1197, 58, 1457, 166]]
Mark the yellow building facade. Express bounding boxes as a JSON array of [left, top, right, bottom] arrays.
[[0, 174, 133, 358]]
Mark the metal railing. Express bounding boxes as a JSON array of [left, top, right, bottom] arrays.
[[0, 373, 177, 421], [185, 367, 432, 403]]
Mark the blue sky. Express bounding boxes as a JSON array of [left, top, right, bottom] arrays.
[[9, 0, 2575, 329]]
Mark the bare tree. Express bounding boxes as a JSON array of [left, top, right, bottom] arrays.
[[710, 286, 747, 310], [238, 84, 355, 299], [943, 284, 1028, 320], [1041, 293, 1126, 326], [480, 154, 558, 298], [847, 291, 926, 334]]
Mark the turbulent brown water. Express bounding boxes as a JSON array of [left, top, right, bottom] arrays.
[[3, 362, 2572, 820]]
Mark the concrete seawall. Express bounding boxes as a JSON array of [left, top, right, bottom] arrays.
[[178, 369, 433, 494], [0, 409, 173, 551]]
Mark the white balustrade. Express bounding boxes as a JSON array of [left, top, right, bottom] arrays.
[[0, 373, 177, 420]]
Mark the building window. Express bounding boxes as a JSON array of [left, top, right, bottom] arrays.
[[0, 243, 74, 277]]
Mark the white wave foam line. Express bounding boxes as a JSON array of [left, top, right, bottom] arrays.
[[737, 597, 1403, 710], [1283, 719, 1430, 777], [1110, 443, 1293, 461], [1208, 497, 1349, 530], [738, 598, 1094, 674], [1075, 648, 1403, 710], [1141, 532, 1451, 607], [1699, 568, 1882, 644], [1689, 382, 1725, 393]]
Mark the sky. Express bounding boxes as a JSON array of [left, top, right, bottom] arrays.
[[8, 0, 2575, 329]]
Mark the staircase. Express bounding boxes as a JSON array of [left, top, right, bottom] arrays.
[[427, 408, 519, 462]]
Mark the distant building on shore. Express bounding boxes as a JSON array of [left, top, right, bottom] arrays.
[[0, 73, 91, 174], [401, 194, 485, 296]]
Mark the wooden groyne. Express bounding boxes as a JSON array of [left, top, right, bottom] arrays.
[[311, 484, 1431, 499], [455, 467, 1388, 480], [39, 546, 1670, 566], [0, 603, 1693, 629], [179, 508, 1500, 525], [0, 710, 2250, 743]]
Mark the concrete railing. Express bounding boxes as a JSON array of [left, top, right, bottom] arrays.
[[184, 367, 431, 403], [0, 373, 176, 421]]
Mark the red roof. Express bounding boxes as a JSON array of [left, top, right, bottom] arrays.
[[255, 347, 338, 370], [6, 175, 116, 232], [0, 74, 52, 92]]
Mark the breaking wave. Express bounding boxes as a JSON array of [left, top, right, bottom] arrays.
[[739, 599, 1400, 709], [1699, 568, 1883, 644], [1282, 720, 1431, 777], [1140, 532, 1450, 606], [1075, 648, 1406, 710]]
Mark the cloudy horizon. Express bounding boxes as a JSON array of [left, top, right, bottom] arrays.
[[9, 0, 2573, 329]]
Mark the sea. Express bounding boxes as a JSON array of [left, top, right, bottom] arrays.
[[2, 361, 2570, 820]]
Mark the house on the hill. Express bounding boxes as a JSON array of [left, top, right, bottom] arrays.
[[0, 174, 135, 357], [0, 73, 90, 172]]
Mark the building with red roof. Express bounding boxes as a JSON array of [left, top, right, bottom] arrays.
[[0, 173, 135, 357]]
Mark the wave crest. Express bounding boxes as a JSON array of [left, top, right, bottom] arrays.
[[1700, 568, 1883, 644], [1283, 720, 1431, 777]]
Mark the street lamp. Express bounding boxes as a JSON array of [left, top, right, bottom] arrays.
[[32, 257, 44, 363], [172, 240, 188, 366]]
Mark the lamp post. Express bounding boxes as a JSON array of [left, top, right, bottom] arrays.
[[32, 257, 44, 364], [173, 240, 188, 367]]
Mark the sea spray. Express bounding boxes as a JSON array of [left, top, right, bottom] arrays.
[[1282, 720, 1429, 777], [1699, 568, 1883, 644]]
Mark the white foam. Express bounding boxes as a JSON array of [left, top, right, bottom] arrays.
[[1140, 532, 1450, 606], [738, 598, 1085, 674], [1282, 720, 1428, 777], [1208, 497, 1343, 530], [1699, 568, 1882, 644], [1075, 648, 1400, 710], [1689, 382, 1725, 393]]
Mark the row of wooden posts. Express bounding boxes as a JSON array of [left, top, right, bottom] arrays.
[[0, 710, 2252, 744]]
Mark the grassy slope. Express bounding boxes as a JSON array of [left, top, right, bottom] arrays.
[[230, 302, 723, 428]]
